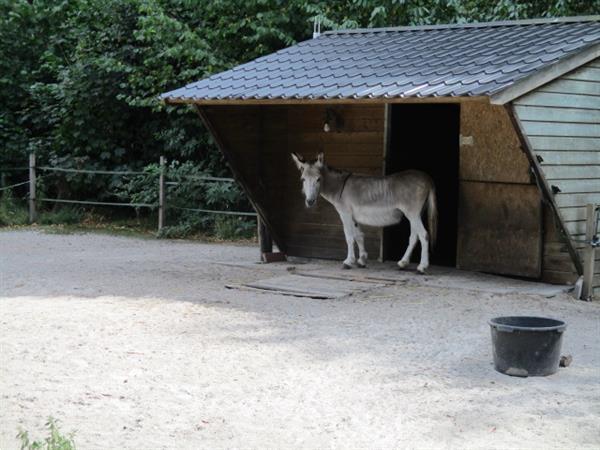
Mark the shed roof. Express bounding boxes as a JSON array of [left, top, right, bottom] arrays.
[[161, 16, 600, 105]]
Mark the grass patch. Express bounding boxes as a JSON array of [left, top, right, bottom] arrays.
[[0, 190, 28, 226], [38, 212, 157, 239], [158, 214, 256, 242], [37, 206, 84, 225], [213, 215, 255, 240], [0, 199, 256, 243], [17, 417, 76, 450]]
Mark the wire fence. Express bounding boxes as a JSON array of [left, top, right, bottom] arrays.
[[0, 154, 257, 229], [0, 179, 30, 192]]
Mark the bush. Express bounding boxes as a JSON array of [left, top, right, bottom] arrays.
[[17, 417, 76, 450], [38, 207, 84, 225], [214, 215, 255, 240], [122, 160, 256, 239], [0, 190, 29, 226]]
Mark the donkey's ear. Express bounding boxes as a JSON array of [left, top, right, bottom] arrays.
[[316, 152, 325, 167], [291, 152, 305, 170]]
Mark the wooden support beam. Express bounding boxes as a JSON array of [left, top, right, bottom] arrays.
[[582, 204, 597, 301], [258, 216, 273, 254], [505, 103, 583, 275], [194, 105, 286, 254], [379, 103, 391, 262]]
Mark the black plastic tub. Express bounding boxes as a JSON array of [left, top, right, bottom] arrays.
[[489, 316, 566, 377]]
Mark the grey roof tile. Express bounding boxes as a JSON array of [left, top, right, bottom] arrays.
[[162, 17, 600, 102]]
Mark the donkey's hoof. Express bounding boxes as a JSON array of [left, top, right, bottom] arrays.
[[357, 262, 367, 269], [342, 263, 352, 270], [416, 267, 427, 275], [397, 260, 409, 270]]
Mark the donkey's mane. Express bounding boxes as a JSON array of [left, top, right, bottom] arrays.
[[325, 164, 345, 175]]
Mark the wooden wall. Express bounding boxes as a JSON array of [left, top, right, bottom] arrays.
[[203, 93, 593, 290], [203, 104, 385, 260], [514, 57, 600, 295], [457, 102, 543, 278]]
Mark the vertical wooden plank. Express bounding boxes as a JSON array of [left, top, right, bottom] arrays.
[[258, 216, 273, 258], [379, 103, 391, 262], [28, 153, 36, 223], [582, 204, 597, 301], [158, 156, 166, 232]]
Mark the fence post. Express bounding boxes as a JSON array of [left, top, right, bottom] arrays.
[[158, 156, 166, 232], [581, 203, 597, 301], [29, 153, 36, 223]]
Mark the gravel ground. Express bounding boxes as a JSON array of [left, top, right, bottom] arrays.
[[0, 229, 599, 449]]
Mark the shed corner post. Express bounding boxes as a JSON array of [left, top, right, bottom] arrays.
[[258, 216, 273, 261], [581, 204, 598, 301]]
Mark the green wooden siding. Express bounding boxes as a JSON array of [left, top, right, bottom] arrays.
[[514, 57, 600, 297]]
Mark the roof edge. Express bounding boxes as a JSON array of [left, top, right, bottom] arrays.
[[163, 96, 490, 106], [490, 42, 600, 105], [323, 15, 600, 35]]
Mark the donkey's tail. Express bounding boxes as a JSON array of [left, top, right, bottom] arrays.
[[427, 186, 438, 251]]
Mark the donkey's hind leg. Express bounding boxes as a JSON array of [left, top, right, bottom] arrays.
[[411, 214, 430, 274], [398, 214, 429, 273], [353, 222, 368, 268], [339, 212, 357, 269], [398, 226, 418, 270]]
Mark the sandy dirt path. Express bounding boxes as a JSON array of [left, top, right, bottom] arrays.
[[1, 230, 599, 449]]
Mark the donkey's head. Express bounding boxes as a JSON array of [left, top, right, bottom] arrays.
[[291, 152, 325, 208]]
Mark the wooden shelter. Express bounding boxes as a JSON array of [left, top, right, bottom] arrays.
[[162, 17, 600, 296]]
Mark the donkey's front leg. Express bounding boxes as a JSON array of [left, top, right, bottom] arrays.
[[339, 212, 357, 269]]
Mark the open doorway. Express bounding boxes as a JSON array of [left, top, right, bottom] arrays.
[[382, 104, 460, 266]]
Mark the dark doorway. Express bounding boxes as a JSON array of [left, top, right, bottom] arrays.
[[382, 104, 460, 266]]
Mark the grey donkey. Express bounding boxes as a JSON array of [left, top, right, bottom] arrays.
[[291, 152, 437, 274]]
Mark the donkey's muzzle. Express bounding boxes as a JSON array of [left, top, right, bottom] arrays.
[[306, 199, 316, 207]]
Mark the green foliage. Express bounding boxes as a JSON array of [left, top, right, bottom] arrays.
[[1, 0, 597, 233], [214, 215, 256, 240], [38, 207, 85, 225], [17, 417, 76, 450], [143, 160, 256, 239], [0, 190, 28, 226]]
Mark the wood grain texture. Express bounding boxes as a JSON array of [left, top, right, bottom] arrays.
[[513, 57, 600, 285], [538, 78, 600, 96], [513, 105, 600, 123], [456, 182, 542, 278], [543, 165, 600, 179], [459, 103, 531, 184], [542, 206, 578, 283], [514, 91, 599, 109], [283, 104, 385, 259], [563, 66, 600, 82], [519, 121, 600, 137], [205, 104, 385, 261]]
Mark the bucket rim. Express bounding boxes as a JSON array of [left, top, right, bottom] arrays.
[[489, 315, 566, 332]]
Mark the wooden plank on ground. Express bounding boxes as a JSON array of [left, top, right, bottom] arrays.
[[232, 274, 385, 299]]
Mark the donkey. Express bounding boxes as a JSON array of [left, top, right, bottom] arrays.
[[291, 152, 437, 274]]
